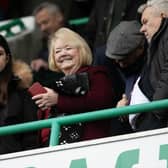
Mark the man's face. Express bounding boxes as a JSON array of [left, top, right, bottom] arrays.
[[35, 9, 63, 37], [114, 46, 144, 68], [140, 7, 162, 43]]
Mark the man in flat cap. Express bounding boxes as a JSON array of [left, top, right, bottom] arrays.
[[106, 20, 146, 105], [105, 20, 146, 131]]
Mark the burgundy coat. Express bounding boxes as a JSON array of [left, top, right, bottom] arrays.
[[57, 66, 117, 140], [39, 66, 116, 143]]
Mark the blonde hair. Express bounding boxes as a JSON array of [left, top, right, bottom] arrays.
[[48, 27, 93, 72]]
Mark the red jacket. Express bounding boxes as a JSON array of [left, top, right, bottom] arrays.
[[57, 66, 116, 140], [39, 65, 119, 144]]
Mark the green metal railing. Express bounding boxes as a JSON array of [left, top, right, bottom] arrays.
[[69, 17, 89, 25], [0, 99, 168, 146]]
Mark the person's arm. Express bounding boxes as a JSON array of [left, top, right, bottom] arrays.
[[57, 67, 115, 114], [21, 90, 38, 150], [0, 90, 38, 154], [31, 39, 49, 71], [152, 37, 168, 119]]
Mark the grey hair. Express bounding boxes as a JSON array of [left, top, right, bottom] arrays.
[[33, 2, 63, 16], [138, 0, 168, 15]]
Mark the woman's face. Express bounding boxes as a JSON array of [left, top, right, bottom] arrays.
[[0, 46, 8, 72], [54, 39, 81, 75]]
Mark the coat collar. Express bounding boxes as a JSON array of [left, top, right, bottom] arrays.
[[151, 18, 168, 43]]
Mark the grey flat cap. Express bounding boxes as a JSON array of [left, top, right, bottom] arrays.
[[106, 20, 145, 60]]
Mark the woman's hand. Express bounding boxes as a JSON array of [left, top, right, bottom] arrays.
[[32, 87, 59, 110]]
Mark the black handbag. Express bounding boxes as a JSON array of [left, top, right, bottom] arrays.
[[52, 72, 90, 96], [49, 72, 90, 144], [49, 110, 83, 145], [59, 122, 83, 145]]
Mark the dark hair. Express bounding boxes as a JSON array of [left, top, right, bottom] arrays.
[[0, 35, 13, 105]]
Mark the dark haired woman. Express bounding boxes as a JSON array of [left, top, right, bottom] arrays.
[[0, 35, 38, 154]]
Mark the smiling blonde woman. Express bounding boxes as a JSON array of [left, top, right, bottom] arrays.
[[32, 27, 128, 146]]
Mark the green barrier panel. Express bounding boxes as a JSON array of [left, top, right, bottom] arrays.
[[0, 17, 88, 38], [0, 18, 26, 37], [0, 99, 168, 146]]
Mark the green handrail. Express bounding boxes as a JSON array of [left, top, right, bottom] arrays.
[[0, 99, 168, 146], [69, 17, 89, 25]]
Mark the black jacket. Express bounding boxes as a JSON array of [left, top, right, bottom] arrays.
[[84, 0, 146, 48], [0, 61, 38, 154], [139, 19, 168, 114], [136, 19, 168, 131]]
